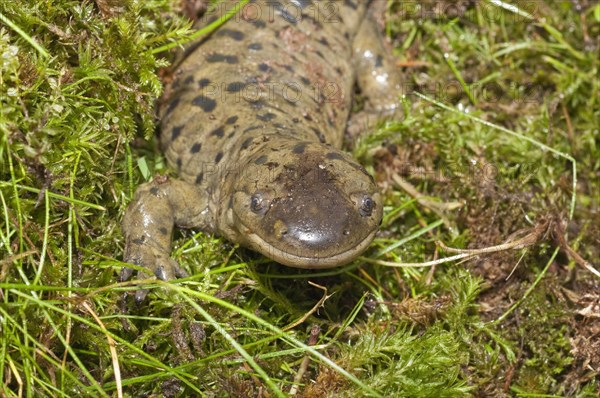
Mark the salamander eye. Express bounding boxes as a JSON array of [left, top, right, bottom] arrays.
[[251, 194, 263, 212], [250, 192, 270, 215], [359, 196, 374, 217]]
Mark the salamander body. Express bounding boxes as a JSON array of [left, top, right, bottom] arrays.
[[123, 0, 401, 286]]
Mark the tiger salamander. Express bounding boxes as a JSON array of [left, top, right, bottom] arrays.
[[122, 0, 402, 289]]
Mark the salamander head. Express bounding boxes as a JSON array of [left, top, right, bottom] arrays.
[[227, 141, 382, 268]]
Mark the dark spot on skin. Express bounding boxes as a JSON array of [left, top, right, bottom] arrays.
[[258, 63, 270, 72], [171, 125, 183, 141], [318, 37, 329, 47], [255, 155, 268, 165], [215, 152, 223, 163], [326, 152, 343, 160], [303, 13, 323, 29], [192, 95, 217, 112], [159, 227, 168, 236], [150, 187, 159, 195], [249, 99, 266, 110], [375, 54, 383, 68], [206, 53, 239, 64], [190, 142, 202, 153], [300, 76, 310, 85], [211, 126, 225, 138], [292, 117, 299, 123], [243, 125, 261, 134], [257, 112, 276, 121], [198, 78, 211, 89], [344, 32, 350, 40], [348, 161, 374, 182], [226, 82, 247, 92], [311, 127, 326, 143], [184, 75, 194, 84], [132, 236, 146, 245], [165, 97, 180, 116], [315, 50, 325, 59], [216, 28, 245, 41], [195, 173, 204, 184], [228, 131, 235, 138], [273, 123, 287, 129], [292, 143, 307, 154], [335, 66, 343, 75], [283, 64, 295, 73], [248, 42, 263, 50], [265, 161, 280, 170], [252, 20, 266, 29], [295, 0, 313, 7], [344, 0, 358, 9], [176, 158, 182, 170], [225, 115, 238, 125], [241, 137, 253, 150]]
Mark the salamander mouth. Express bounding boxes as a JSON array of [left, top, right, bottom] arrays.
[[232, 212, 378, 269]]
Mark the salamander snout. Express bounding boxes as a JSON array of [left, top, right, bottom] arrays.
[[230, 144, 382, 268]]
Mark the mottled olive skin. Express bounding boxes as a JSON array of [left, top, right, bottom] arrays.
[[123, 0, 401, 286]]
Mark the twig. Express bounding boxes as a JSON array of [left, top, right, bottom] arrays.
[[289, 325, 321, 395], [364, 221, 547, 268], [505, 250, 527, 281], [554, 221, 600, 278], [362, 252, 476, 268], [392, 173, 462, 221], [437, 224, 545, 253], [283, 282, 331, 331]]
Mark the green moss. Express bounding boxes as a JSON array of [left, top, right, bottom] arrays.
[[509, 281, 575, 394]]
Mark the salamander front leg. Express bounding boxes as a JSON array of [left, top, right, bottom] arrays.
[[122, 176, 213, 302]]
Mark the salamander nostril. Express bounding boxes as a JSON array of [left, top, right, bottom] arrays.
[[273, 219, 288, 239]]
